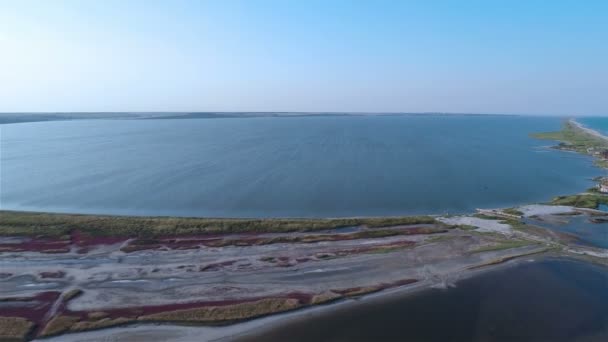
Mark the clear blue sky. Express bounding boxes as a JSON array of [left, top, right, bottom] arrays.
[[0, 0, 606, 115]]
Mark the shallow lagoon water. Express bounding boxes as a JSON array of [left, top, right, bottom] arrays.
[[0, 115, 600, 217], [527, 215, 608, 249], [239, 258, 608, 342]]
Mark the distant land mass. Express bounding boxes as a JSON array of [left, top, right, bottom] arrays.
[[0, 112, 520, 125]]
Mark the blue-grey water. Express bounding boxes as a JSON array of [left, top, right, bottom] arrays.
[[0, 115, 600, 218], [238, 258, 608, 342], [526, 215, 608, 249]]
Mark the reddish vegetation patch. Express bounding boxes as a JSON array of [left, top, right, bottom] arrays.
[[0, 291, 61, 323], [39, 271, 65, 279], [0, 238, 70, 253], [70, 231, 126, 248], [8, 280, 419, 339], [0, 230, 130, 254]]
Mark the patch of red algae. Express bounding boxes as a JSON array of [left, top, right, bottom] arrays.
[[70, 230, 128, 253], [0, 238, 71, 253], [0, 230, 132, 254], [70, 230, 127, 247], [0, 291, 61, 323]]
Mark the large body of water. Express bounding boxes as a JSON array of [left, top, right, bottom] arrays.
[[0, 115, 600, 218], [239, 258, 608, 342]]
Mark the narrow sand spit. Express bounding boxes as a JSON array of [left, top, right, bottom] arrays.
[[569, 119, 608, 142]]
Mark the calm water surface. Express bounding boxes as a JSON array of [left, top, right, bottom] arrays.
[[526, 216, 608, 249], [0, 115, 599, 217], [239, 259, 608, 342]]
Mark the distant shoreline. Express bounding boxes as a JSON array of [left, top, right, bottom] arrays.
[[0, 112, 527, 125]]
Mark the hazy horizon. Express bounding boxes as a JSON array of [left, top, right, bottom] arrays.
[[0, 111, 596, 117], [1, 1, 607, 115]]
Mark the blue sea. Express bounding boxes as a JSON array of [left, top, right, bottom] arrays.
[[0, 115, 600, 218]]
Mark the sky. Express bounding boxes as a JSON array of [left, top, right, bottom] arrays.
[[0, 0, 606, 115]]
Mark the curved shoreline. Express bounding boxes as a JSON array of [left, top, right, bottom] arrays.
[[37, 255, 551, 342], [1, 118, 608, 341]]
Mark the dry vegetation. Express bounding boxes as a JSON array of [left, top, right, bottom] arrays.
[[139, 298, 301, 323], [70, 317, 132, 332], [39, 315, 80, 337], [0, 317, 34, 341], [310, 291, 342, 305], [335, 286, 383, 297]]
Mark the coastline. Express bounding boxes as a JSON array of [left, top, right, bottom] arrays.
[[1, 118, 608, 341], [568, 118, 608, 142], [37, 254, 552, 342]]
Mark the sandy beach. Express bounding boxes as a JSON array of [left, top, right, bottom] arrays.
[[569, 118, 608, 142]]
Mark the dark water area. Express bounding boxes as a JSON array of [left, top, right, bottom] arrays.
[[240, 259, 608, 342], [0, 115, 599, 218]]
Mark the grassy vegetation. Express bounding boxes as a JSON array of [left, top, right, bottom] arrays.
[[469, 240, 532, 254], [531, 121, 608, 154], [500, 218, 528, 230], [532, 121, 608, 171], [0, 210, 436, 238], [550, 194, 608, 209], [472, 213, 503, 220], [502, 208, 524, 216], [0, 317, 34, 341], [425, 235, 455, 243], [456, 224, 478, 231]]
